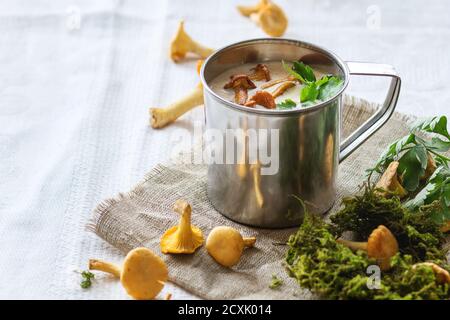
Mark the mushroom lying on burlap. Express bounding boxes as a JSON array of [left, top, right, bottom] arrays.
[[375, 161, 408, 198], [89, 247, 168, 300], [206, 226, 256, 267], [337, 225, 399, 271], [170, 20, 214, 62], [237, 0, 288, 37], [224, 74, 256, 105], [160, 200, 204, 254]]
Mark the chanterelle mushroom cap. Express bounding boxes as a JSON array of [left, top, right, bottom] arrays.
[[121, 248, 168, 300], [88, 247, 168, 300], [375, 161, 408, 198], [251, 1, 288, 37], [366, 225, 399, 271], [206, 226, 256, 267], [160, 200, 203, 254], [245, 90, 276, 109], [248, 63, 271, 81], [237, 0, 269, 17], [170, 20, 214, 62], [224, 74, 256, 105]]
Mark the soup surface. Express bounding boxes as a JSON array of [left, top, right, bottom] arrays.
[[209, 61, 326, 110]]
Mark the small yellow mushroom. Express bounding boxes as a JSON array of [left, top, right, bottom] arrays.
[[271, 80, 296, 98], [337, 225, 399, 271], [170, 20, 214, 62], [412, 262, 450, 284], [160, 200, 203, 254], [89, 247, 168, 300], [421, 153, 437, 181], [375, 161, 408, 198], [150, 83, 203, 129], [206, 226, 256, 267], [260, 75, 296, 89], [150, 60, 205, 129], [441, 221, 450, 233], [238, 0, 288, 37], [237, 0, 269, 17]]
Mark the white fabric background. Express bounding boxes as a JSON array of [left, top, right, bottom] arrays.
[[0, 0, 449, 299]]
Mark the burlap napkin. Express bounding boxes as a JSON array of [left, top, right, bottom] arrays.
[[88, 96, 415, 299]]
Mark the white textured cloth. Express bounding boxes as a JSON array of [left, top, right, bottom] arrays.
[[1, 0, 450, 299]]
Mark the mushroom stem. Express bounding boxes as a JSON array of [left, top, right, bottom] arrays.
[[243, 237, 257, 247], [174, 200, 193, 238], [260, 75, 296, 89], [150, 84, 203, 129], [336, 239, 368, 252], [271, 81, 296, 98], [89, 259, 121, 278]]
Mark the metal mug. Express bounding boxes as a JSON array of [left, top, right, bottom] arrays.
[[200, 38, 401, 228]]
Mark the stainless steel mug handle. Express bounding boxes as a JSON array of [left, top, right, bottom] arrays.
[[339, 61, 401, 162]]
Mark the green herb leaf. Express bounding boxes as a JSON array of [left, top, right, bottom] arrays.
[[424, 137, 450, 153], [405, 166, 450, 225], [80, 270, 95, 289], [411, 116, 450, 140], [282, 60, 316, 83], [277, 99, 297, 109], [317, 76, 344, 101], [292, 61, 316, 83], [300, 82, 319, 103], [367, 133, 416, 175], [269, 274, 283, 289], [397, 144, 428, 191]]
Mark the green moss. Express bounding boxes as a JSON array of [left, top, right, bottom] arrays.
[[329, 184, 447, 262], [285, 211, 450, 300]]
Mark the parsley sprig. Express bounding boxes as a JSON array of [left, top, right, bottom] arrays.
[[282, 61, 343, 107]]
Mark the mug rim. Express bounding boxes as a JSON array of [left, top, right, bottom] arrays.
[[200, 38, 350, 115]]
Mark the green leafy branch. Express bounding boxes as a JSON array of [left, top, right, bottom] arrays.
[[367, 116, 450, 192]]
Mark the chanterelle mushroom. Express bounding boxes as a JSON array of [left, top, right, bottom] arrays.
[[260, 75, 296, 89], [248, 63, 271, 81], [224, 74, 256, 105], [89, 247, 168, 300], [237, 0, 269, 17], [271, 80, 296, 98], [170, 20, 214, 62], [337, 225, 399, 271], [421, 153, 437, 181], [160, 200, 203, 254], [238, 0, 288, 37], [245, 90, 276, 109], [413, 262, 450, 284], [206, 226, 256, 267], [150, 84, 203, 129], [375, 161, 408, 198], [150, 60, 205, 129]]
